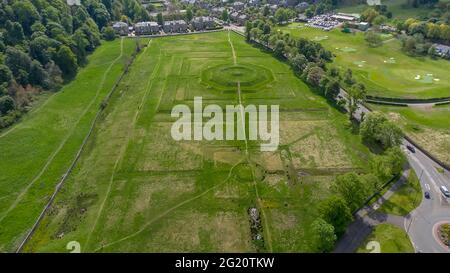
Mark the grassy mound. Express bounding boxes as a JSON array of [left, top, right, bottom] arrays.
[[202, 63, 273, 90]]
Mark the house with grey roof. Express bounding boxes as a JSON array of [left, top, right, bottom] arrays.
[[230, 12, 240, 22], [233, 1, 245, 10], [191, 16, 215, 31], [295, 1, 309, 11], [212, 7, 225, 17], [248, 0, 260, 6], [113, 22, 129, 36], [163, 20, 188, 33], [135, 21, 160, 35], [236, 14, 248, 26]]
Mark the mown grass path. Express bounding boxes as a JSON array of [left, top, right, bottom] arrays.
[[85, 40, 158, 249], [0, 38, 134, 252], [0, 39, 125, 225], [228, 31, 273, 252]]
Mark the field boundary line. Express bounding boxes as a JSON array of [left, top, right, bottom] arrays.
[[85, 41, 162, 250], [15, 38, 138, 253]]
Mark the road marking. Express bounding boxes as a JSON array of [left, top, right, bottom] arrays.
[[408, 153, 442, 194]]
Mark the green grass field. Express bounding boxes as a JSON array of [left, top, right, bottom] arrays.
[[19, 31, 373, 252], [379, 169, 422, 216], [337, 0, 438, 20], [279, 23, 450, 99], [0, 38, 136, 252], [357, 223, 414, 253], [370, 103, 450, 166]]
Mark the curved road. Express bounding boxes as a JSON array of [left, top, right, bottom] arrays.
[[403, 141, 450, 253], [340, 88, 450, 253]]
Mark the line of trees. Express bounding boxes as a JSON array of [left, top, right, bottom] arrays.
[[245, 19, 374, 122], [244, 19, 406, 252], [0, 0, 147, 129]]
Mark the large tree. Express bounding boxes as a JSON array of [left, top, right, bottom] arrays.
[[332, 172, 369, 211], [310, 218, 337, 252], [12, 0, 41, 35], [319, 195, 353, 236], [347, 83, 366, 120], [365, 31, 382, 47], [54, 45, 78, 80], [360, 112, 403, 149]]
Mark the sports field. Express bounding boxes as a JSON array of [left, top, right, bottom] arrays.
[[0, 39, 137, 252], [279, 23, 450, 99], [21, 31, 372, 252], [337, 0, 442, 20]]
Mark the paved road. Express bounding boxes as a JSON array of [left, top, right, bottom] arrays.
[[339, 89, 450, 253], [403, 143, 450, 253], [334, 170, 409, 253]]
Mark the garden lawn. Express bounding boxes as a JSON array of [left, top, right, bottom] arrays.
[[357, 223, 414, 253], [379, 169, 422, 216]]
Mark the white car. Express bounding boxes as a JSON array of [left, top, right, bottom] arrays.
[[440, 186, 450, 198]]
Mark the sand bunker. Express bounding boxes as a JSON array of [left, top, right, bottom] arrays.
[[340, 47, 357, 52]]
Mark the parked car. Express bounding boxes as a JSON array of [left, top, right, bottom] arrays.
[[440, 186, 450, 197], [406, 145, 416, 153], [424, 191, 430, 199]]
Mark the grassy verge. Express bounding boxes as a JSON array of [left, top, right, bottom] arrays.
[[370, 103, 450, 167], [357, 224, 414, 253], [379, 170, 422, 216]]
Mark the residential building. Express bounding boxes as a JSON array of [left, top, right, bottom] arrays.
[[191, 16, 215, 31], [135, 21, 160, 35], [163, 20, 188, 33], [248, 0, 260, 7], [233, 1, 245, 10], [295, 1, 309, 11], [230, 12, 239, 22], [113, 22, 129, 36], [212, 7, 225, 17], [237, 14, 248, 26]]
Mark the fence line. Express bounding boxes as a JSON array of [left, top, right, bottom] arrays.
[[15, 43, 139, 253]]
